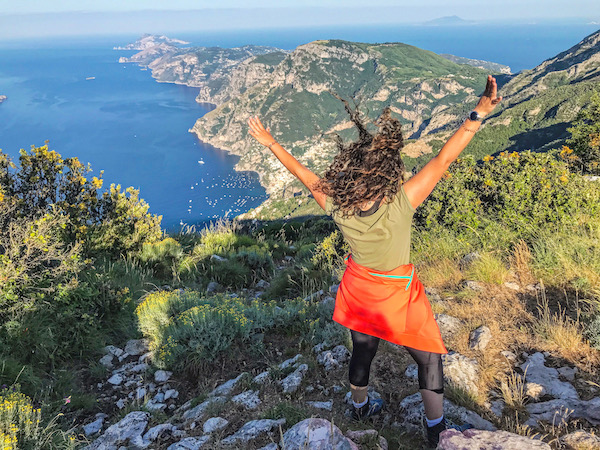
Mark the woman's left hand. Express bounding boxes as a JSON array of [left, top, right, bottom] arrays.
[[248, 116, 276, 147]]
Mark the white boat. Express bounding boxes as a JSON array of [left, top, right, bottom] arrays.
[[86, 77, 96, 80]]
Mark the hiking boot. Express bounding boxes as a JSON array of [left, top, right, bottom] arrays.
[[425, 418, 473, 448], [351, 396, 384, 421]]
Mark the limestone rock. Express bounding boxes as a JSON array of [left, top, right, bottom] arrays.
[[125, 339, 149, 356], [557, 366, 578, 382], [182, 396, 227, 422], [99, 354, 114, 369], [561, 430, 600, 449], [317, 345, 350, 371], [346, 429, 388, 449], [253, 371, 270, 384], [83, 417, 105, 436], [464, 280, 484, 291], [306, 400, 333, 411], [164, 389, 179, 400], [209, 372, 247, 397], [232, 390, 261, 410], [281, 418, 358, 450], [167, 436, 210, 450], [468, 326, 492, 351], [85, 411, 149, 450], [521, 353, 579, 400], [435, 314, 464, 341], [442, 352, 480, 396], [526, 397, 600, 427], [280, 364, 308, 394], [438, 429, 550, 449], [203, 417, 229, 434], [405, 364, 418, 380], [279, 354, 302, 370], [154, 370, 173, 384], [105, 345, 124, 358], [256, 279, 271, 289], [108, 374, 124, 386], [143, 423, 176, 442], [459, 252, 481, 269], [221, 418, 286, 445], [206, 281, 222, 294]]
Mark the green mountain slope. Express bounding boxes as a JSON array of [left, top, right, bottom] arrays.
[[190, 39, 491, 195]]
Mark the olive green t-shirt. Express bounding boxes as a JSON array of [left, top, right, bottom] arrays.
[[325, 186, 416, 272]]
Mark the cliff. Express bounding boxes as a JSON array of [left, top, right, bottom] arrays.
[[113, 34, 189, 51]]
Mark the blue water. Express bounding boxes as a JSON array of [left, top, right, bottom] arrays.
[[0, 24, 597, 228]]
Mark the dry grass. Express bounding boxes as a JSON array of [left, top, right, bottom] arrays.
[[500, 369, 527, 412], [512, 239, 535, 286], [465, 252, 510, 285], [418, 258, 463, 290], [531, 283, 600, 369]]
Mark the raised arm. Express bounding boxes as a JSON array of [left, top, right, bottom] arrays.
[[403, 75, 502, 209], [247, 116, 327, 210]]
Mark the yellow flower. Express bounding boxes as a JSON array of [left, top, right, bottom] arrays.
[[483, 155, 494, 162]]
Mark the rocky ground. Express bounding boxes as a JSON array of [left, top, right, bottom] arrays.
[[77, 271, 600, 449]]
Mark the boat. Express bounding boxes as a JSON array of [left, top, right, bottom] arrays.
[[86, 77, 96, 80]]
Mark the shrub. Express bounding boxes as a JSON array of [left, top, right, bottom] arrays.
[[566, 90, 600, 175], [138, 237, 183, 279]]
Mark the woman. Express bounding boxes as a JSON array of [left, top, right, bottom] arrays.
[[248, 75, 501, 447]]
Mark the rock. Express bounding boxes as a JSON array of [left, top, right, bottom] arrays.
[[167, 436, 210, 450], [139, 352, 152, 364], [468, 326, 492, 351], [442, 352, 480, 396], [425, 287, 442, 302], [108, 374, 124, 386], [557, 366, 578, 382], [501, 350, 518, 363], [459, 252, 481, 269], [210, 254, 228, 262], [312, 343, 328, 354], [125, 339, 149, 356], [136, 387, 147, 401], [333, 385, 344, 394], [317, 345, 350, 371], [435, 314, 464, 342], [329, 284, 339, 294], [130, 363, 149, 373], [520, 353, 579, 400], [504, 281, 520, 291], [116, 398, 127, 409], [303, 290, 325, 302], [279, 354, 302, 370], [143, 423, 176, 442], [105, 345, 124, 358], [232, 390, 261, 410], [346, 429, 388, 449], [154, 370, 173, 384], [280, 364, 308, 394], [281, 418, 358, 450], [306, 400, 333, 411], [85, 411, 149, 450], [399, 393, 496, 431], [256, 279, 270, 289], [206, 281, 222, 293], [253, 371, 270, 384], [182, 396, 227, 422], [526, 397, 600, 426], [525, 382, 546, 401], [438, 428, 551, 449], [258, 444, 279, 450], [221, 418, 286, 445], [117, 352, 130, 362], [405, 364, 418, 380], [489, 400, 505, 418], [99, 354, 114, 369], [146, 399, 167, 410], [203, 417, 229, 434], [154, 392, 165, 403], [209, 372, 247, 397], [83, 417, 105, 436], [561, 430, 600, 449], [464, 280, 484, 291], [164, 389, 179, 400]]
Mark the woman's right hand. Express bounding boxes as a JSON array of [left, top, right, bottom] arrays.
[[473, 75, 502, 118]]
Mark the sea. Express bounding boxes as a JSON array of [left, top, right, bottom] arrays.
[[0, 23, 597, 229]]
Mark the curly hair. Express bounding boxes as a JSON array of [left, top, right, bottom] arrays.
[[317, 97, 405, 218]]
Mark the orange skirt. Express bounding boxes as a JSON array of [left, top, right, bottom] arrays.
[[333, 255, 447, 354]]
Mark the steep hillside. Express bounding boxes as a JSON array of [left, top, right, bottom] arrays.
[[191, 39, 491, 194]]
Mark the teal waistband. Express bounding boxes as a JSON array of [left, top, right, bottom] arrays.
[[368, 265, 414, 291]]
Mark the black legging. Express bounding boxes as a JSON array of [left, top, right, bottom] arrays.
[[349, 329, 444, 394]]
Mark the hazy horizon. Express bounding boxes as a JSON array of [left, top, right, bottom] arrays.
[[0, 4, 598, 41]]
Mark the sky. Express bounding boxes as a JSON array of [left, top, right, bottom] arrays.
[[0, 0, 599, 40]]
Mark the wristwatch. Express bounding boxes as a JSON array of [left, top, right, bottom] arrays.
[[468, 110, 483, 121]]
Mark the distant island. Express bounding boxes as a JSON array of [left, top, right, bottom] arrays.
[[113, 33, 189, 51], [0, 95, 6, 103], [424, 15, 475, 26]]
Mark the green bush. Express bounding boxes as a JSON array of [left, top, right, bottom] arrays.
[[566, 91, 600, 175], [139, 237, 183, 279]]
